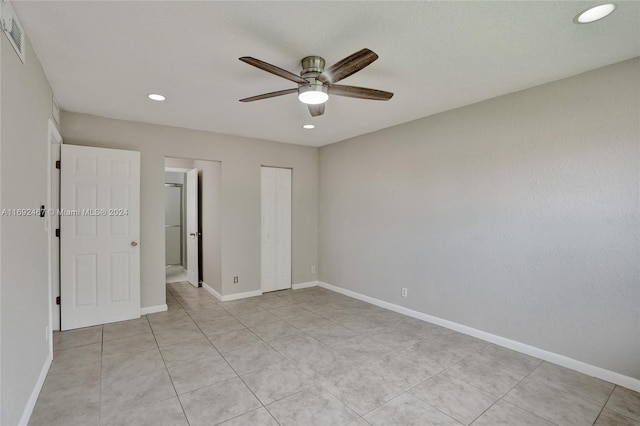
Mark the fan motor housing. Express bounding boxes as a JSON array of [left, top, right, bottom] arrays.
[[299, 56, 328, 103], [301, 56, 325, 76]]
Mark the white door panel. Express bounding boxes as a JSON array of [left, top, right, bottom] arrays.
[[261, 167, 291, 293], [186, 168, 199, 287], [60, 145, 140, 330], [275, 169, 292, 290], [261, 168, 276, 292]]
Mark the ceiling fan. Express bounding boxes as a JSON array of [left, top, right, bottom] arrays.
[[238, 48, 393, 117]]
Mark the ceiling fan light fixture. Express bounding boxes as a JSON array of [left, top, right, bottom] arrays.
[[574, 3, 617, 23], [238, 49, 393, 116], [298, 83, 328, 105]]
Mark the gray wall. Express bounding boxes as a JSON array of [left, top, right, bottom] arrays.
[[165, 157, 195, 170], [1, 34, 54, 424], [319, 58, 640, 379], [61, 113, 318, 307], [164, 171, 185, 184]]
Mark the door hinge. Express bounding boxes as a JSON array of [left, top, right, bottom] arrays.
[[55, 228, 60, 237], [56, 296, 60, 305], [55, 160, 61, 169]]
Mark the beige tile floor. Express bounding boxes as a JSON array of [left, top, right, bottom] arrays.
[[30, 283, 640, 426]]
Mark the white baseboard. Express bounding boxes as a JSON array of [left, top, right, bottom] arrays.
[[140, 304, 167, 315], [221, 289, 263, 302], [292, 281, 319, 290], [19, 352, 52, 426], [202, 282, 223, 301], [204, 281, 319, 300], [318, 281, 640, 393], [202, 282, 263, 302]]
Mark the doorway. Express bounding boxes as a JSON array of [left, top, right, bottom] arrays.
[[164, 157, 222, 294], [164, 163, 198, 287]]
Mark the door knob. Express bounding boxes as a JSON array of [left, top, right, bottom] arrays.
[[131, 241, 138, 247], [190, 233, 196, 237]]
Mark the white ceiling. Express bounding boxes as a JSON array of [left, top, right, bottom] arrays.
[[12, 1, 640, 147]]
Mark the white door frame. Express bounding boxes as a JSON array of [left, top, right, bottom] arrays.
[[47, 120, 62, 346], [185, 168, 200, 287]]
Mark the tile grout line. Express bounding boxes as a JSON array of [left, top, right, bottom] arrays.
[[591, 385, 617, 425], [172, 283, 285, 426], [260, 402, 284, 426], [219, 306, 305, 415], [160, 287, 192, 425], [260, 319, 404, 421], [221, 289, 375, 421], [366, 338, 516, 424], [471, 361, 561, 426], [525, 360, 616, 404], [172, 284, 270, 424], [401, 370, 471, 425], [441, 348, 517, 426]]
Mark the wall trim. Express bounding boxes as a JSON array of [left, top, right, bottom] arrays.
[[202, 281, 222, 301], [18, 352, 52, 426], [221, 289, 263, 302], [140, 304, 167, 315], [202, 282, 263, 302], [204, 281, 320, 300], [318, 281, 640, 393], [292, 281, 319, 290]]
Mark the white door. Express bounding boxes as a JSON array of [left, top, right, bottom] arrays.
[[60, 145, 140, 330], [185, 168, 199, 287], [261, 167, 291, 292]]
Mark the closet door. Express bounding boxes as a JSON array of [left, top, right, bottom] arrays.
[[261, 167, 291, 292]]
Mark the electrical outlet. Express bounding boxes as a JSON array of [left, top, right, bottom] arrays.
[[401, 287, 408, 298], [311, 266, 316, 274], [233, 276, 238, 284]]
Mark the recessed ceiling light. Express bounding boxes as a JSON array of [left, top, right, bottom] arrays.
[[147, 93, 166, 101], [574, 3, 617, 24], [302, 124, 315, 129]]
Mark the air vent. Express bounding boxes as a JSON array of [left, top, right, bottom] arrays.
[[1, 0, 25, 63]]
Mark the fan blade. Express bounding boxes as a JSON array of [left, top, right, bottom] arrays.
[[240, 57, 308, 85], [317, 48, 379, 85], [239, 88, 298, 102], [308, 104, 325, 117], [329, 85, 393, 101]]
